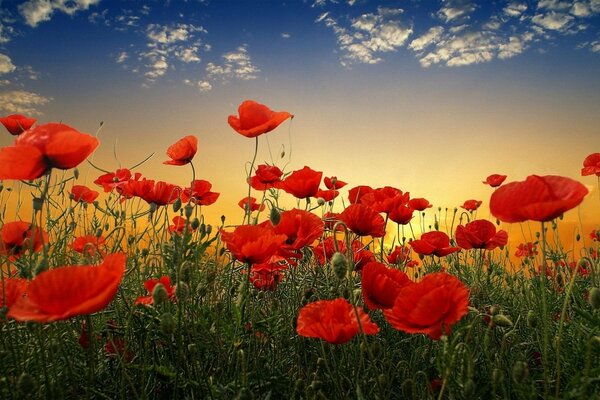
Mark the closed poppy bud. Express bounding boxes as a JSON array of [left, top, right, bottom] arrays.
[[184, 204, 193, 218], [492, 368, 504, 386], [463, 379, 475, 397], [141, 248, 149, 257], [18, 372, 37, 395], [331, 252, 348, 279], [492, 314, 513, 327], [152, 283, 169, 305], [73, 168, 79, 179], [32, 197, 43, 211], [191, 218, 200, 231], [206, 225, 212, 235], [527, 310, 537, 328], [576, 233, 581, 241], [588, 287, 600, 310], [160, 312, 176, 335], [511, 361, 529, 384], [173, 198, 182, 212], [269, 207, 281, 226], [175, 281, 190, 300]]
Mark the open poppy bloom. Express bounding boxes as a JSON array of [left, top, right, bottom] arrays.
[[180, 179, 220, 205], [312, 236, 346, 266], [515, 242, 537, 258], [352, 240, 376, 271], [409, 231, 461, 257], [228, 100, 292, 138], [0, 114, 36, 135], [249, 164, 283, 191], [0, 278, 29, 309], [581, 153, 600, 177], [249, 262, 286, 291], [339, 203, 386, 238], [71, 185, 99, 203], [408, 198, 432, 211], [163, 135, 198, 166], [455, 219, 508, 250], [220, 225, 286, 264], [348, 185, 374, 204], [314, 188, 339, 202], [0, 123, 99, 180], [386, 245, 411, 265], [72, 235, 106, 256], [277, 166, 322, 199], [461, 199, 482, 212], [271, 209, 324, 250], [238, 196, 265, 212], [168, 216, 194, 234], [8, 253, 126, 323], [324, 176, 347, 190], [383, 272, 469, 340], [135, 276, 176, 305], [490, 175, 588, 223], [0, 221, 47, 260], [361, 261, 412, 310], [389, 198, 415, 225], [296, 298, 379, 344], [120, 179, 180, 206], [483, 174, 507, 187], [94, 168, 135, 193]]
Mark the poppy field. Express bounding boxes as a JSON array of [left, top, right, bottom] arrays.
[[0, 103, 599, 399]]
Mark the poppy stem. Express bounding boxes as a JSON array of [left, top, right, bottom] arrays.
[[539, 221, 551, 398], [244, 137, 259, 225]]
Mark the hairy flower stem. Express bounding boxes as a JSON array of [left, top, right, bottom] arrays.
[[244, 137, 259, 225], [539, 221, 551, 398]]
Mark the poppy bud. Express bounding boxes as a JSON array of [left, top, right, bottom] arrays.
[[576, 233, 581, 242], [588, 287, 600, 310], [73, 168, 79, 179], [173, 198, 182, 213], [149, 203, 157, 214], [0, 183, 3, 193], [303, 287, 315, 300], [294, 378, 304, 392], [34, 258, 49, 275], [590, 336, 600, 349], [377, 374, 387, 388], [32, 197, 43, 211], [491, 368, 504, 386], [221, 215, 226, 224], [511, 361, 529, 384], [401, 379, 415, 398], [492, 314, 513, 328], [331, 252, 348, 279], [175, 282, 190, 300], [462, 379, 475, 397], [191, 218, 200, 230], [526, 310, 537, 328], [104, 223, 110, 231], [159, 312, 176, 335], [141, 248, 149, 257], [18, 372, 37, 395], [152, 283, 169, 305], [206, 225, 212, 235], [128, 235, 135, 245], [184, 204, 194, 219], [269, 207, 281, 226], [187, 343, 197, 353], [488, 305, 500, 316]]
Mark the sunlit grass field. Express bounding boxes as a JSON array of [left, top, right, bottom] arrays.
[[0, 104, 599, 399]]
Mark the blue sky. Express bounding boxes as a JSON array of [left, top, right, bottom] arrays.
[[0, 0, 599, 231]]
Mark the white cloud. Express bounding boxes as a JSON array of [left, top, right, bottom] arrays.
[[0, 54, 16, 75], [591, 40, 600, 52], [0, 23, 14, 44], [176, 47, 201, 63], [185, 79, 212, 92], [537, 0, 572, 11], [409, 26, 444, 51], [281, 32, 291, 39], [532, 11, 575, 31], [0, 90, 52, 115], [19, 0, 100, 27], [438, 0, 477, 22], [504, 2, 528, 17], [115, 51, 128, 64], [317, 7, 412, 66], [571, 2, 592, 16], [146, 23, 204, 44], [206, 45, 259, 81]]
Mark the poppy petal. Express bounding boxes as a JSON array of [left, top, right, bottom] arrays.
[[0, 145, 46, 180]]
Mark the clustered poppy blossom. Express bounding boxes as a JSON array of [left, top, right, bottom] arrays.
[[163, 135, 198, 166], [0, 123, 99, 180], [455, 219, 508, 250], [515, 242, 538, 258], [361, 261, 412, 310], [408, 198, 432, 211], [409, 231, 461, 257], [581, 153, 600, 177], [169, 216, 194, 234], [8, 253, 126, 323], [228, 100, 292, 138], [383, 272, 469, 340], [386, 245, 411, 265], [490, 175, 588, 223], [220, 225, 287, 265], [0, 114, 36, 135], [71, 185, 99, 203], [249, 263, 286, 291], [135, 276, 176, 305], [0, 221, 47, 260], [296, 298, 379, 344]]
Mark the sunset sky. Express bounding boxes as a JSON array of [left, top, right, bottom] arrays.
[[0, 0, 598, 248]]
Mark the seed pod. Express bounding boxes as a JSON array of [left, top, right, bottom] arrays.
[[160, 312, 176, 335], [152, 283, 169, 305], [175, 282, 190, 300], [526, 310, 537, 328], [331, 252, 348, 279], [492, 314, 513, 328]]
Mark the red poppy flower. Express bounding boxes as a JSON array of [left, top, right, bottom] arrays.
[[389, 200, 415, 225], [352, 240, 376, 271], [168, 216, 194, 234], [272, 209, 324, 250], [228, 100, 293, 138], [581, 153, 600, 176], [483, 174, 507, 188], [117, 178, 155, 201], [249, 263, 286, 291], [322, 212, 343, 231], [383, 272, 469, 340], [135, 276, 176, 305], [163, 135, 198, 166], [361, 261, 412, 310], [0, 221, 47, 260], [94, 168, 134, 193], [277, 166, 322, 199], [238, 196, 265, 212], [339, 204, 386, 237], [314, 189, 339, 202], [455, 219, 508, 250], [409, 231, 461, 257], [296, 298, 379, 344], [0, 123, 99, 180], [348, 185, 374, 204], [312, 236, 346, 266], [515, 242, 537, 258], [249, 164, 283, 190], [72, 235, 106, 256], [180, 179, 220, 205], [360, 187, 406, 214], [324, 176, 347, 190], [0, 114, 36, 135], [8, 253, 126, 323], [490, 175, 588, 223], [220, 225, 286, 264], [461, 199, 482, 212], [408, 198, 432, 211], [0, 278, 28, 309], [590, 229, 600, 242], [71, 185, 99, 203], [386, 245, 411, 265], [140, 181, 181, 206]]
